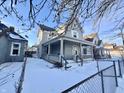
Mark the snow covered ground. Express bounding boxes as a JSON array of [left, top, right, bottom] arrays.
[[116, 75, 124, 93], [0, 62, 23, 93], [0, 58, 115, 93]]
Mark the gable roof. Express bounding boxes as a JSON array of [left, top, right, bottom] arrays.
[[73, 18, 84, 32], [39, 24, 55, 31], [8, 31, 27, 41], [0, 22, 8, 37], [84, 33, 98, 42], [84, 33, 97, 39], [38, 18, 84, 42], [54, 18, 84, 35], [0, 22, 8, 31], [0, 22, 27, 41]]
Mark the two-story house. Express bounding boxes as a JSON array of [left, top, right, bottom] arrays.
[[37, 19, 94, 64]]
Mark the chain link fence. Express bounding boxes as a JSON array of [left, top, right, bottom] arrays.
[[61, 59, 124, 93], [62, 63, 117, 93]]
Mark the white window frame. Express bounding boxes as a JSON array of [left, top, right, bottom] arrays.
[[83, 46, 91, 55], [71, 30, 79, 38], [10, 42, 21, 56]]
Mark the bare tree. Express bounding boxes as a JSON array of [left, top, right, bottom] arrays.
[[0, 0, 124, 30], [0, 0, 124, 93]]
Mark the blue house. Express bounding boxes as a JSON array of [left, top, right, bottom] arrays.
[[0, 22, 28, 64]]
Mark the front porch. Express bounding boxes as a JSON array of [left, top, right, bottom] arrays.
[[41, 36, 94, 63]]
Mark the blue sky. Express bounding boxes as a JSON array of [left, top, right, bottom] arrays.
[[0, 0, 57, 47], [0, 1, 123, 47]]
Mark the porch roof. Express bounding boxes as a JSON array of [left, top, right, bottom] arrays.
[[42, 36, 94, 46]]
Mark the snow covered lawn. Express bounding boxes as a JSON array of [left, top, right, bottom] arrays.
[[0, 62, 23, 93], [0, 58, 113, 93], [116, 75, 124, 93]]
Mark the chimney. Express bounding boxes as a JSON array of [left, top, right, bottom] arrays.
[[9, 26, 14, 32]]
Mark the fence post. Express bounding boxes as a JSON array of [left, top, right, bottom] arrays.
[[81, 59, 83, 66], [96, 60, 100, 72], [113, 61, 118, 87], [61, 56, 63, 66], [65, 61, 67, 70], [101, 71, 105, 93], [123, 59, 124, 66], [76, 55, 78, 63], [118, 60, 122, 78]]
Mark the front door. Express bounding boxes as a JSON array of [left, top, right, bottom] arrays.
[[72, 46, 79, 55]]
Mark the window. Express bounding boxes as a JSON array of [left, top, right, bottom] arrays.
[[47, 32, 57, 40], [72, 30, 79, 38], [10, 42, 21, 56], [83, 48, 87, 54], [83, 46, 91, 55]]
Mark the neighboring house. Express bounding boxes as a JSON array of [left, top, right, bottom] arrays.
[[0, 22, 28, 64], [84, 33, 110, 59], [26, 45, 38, 57], [37, 19, 94, 64], [104, 43, 116, 49], [104, 43, 124, 58]]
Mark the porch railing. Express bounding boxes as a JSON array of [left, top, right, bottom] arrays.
[[76, 55, 83, 66], [61, 56, 69, 70], [97, 59, 124, 78], [114, 60, 124, 78], [48, 55, 60, 62]]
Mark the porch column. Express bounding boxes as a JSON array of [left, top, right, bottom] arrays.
[[48, 43, 51, 59], [106, 50, 109, 58], [91, 46, 94, 60], [80, 44, 82, 56], [108, 50, 111, 58], [59, 38, 64, 63], [60, 38, 64, 57], [105, 50, 108, 58]]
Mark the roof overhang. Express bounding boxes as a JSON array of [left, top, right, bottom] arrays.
[[42, 36, 94, 46]]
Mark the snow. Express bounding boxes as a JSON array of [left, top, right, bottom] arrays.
[[0, 58, 115, 93], [22, 59, 113, 93], [0, 62, 23, 93], [9, 33, 25, 40], [116, 75, 124, 93]]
